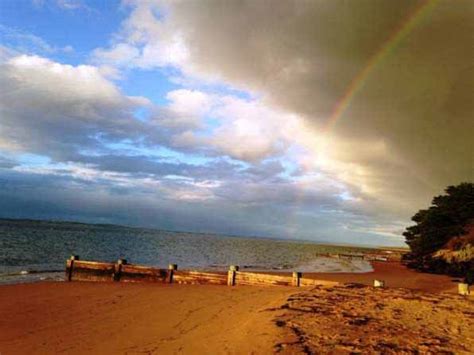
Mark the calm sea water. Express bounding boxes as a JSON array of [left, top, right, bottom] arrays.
[[0, 219, 373, 284]]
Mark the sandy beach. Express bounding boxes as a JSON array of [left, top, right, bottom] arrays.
[[0, 262, 472, 354]]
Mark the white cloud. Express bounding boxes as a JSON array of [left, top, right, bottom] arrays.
[[92, 1, 189, 70], [0, 55, 150, 160], [92, 43, 140, 67], [152, 89, 297, 161], [205, 95, 294, 161], [56, 0, 83, 10], [157, 89, 212, 128]]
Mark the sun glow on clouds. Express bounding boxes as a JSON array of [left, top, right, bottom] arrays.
[[93, 1, 390, 206], [160, 88, 371, 207], [89, 0, 380, 203]]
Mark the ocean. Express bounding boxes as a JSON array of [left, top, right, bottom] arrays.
[[0, 219, 373, 284]]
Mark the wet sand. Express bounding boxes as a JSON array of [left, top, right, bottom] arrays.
[[0, 262, 470, 354]]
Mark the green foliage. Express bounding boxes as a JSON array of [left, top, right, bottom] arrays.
[[465, 269, 474, 285], [403, 182, 474, 277]]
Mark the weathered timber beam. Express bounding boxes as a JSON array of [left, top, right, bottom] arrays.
[[167, 264, 178, 283], [113, 259, 127, 282], [174, 270, 227, 285], [292, 272, 302, 287], [227, 265, 239, 286], [65, 255, 79, 282]]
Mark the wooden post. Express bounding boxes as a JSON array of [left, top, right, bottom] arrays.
[[458, 283, 470, 295], [373, 279, 385, 288], [167, 264, 178, 283], [113, 259, 127, 282], [227, 265, 239, 286], [292, 272, 302, 287], [65, 255, 79, 282]]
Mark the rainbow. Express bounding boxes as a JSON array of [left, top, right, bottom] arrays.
[[324, 0, 439, 131]]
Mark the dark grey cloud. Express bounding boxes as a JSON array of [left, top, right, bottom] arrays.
[[0, 168, 402, 245], [242, 160, 285, 182], [0, 156, 16, 169], [75, 154, 249, 181], [106, 0, 473, 215]]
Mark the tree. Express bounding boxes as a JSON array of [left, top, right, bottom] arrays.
[[403, 182, 474, 276]]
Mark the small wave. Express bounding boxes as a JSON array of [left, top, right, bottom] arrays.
[[0, 269, 64, 285], [0, 269, 63, 277]]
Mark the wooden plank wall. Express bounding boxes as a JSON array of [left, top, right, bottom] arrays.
[[65, 257, 338, 288], [67, 259, 115, 282], [235, 272, 293, 287], [120, 264, 168, 283], [174, 271, 227, 285]]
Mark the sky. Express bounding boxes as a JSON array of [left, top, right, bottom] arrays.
[[0, 0, 472, 246]]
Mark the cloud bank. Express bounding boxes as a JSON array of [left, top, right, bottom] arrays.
[[1, 0, 472, 245]]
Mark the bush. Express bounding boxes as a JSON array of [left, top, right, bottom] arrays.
[[403, 182, 474, 278], [465, 269, 474, 285]]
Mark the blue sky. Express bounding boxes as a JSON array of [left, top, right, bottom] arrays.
[[0, 0, 472, 246], [1, 1, 122, 61], [0, 0, 181, 105]]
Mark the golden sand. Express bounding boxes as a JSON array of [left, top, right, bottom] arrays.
[[0, 262, 472, 354]]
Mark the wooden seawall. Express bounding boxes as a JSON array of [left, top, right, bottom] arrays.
[[65, 256, 338, 288]]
